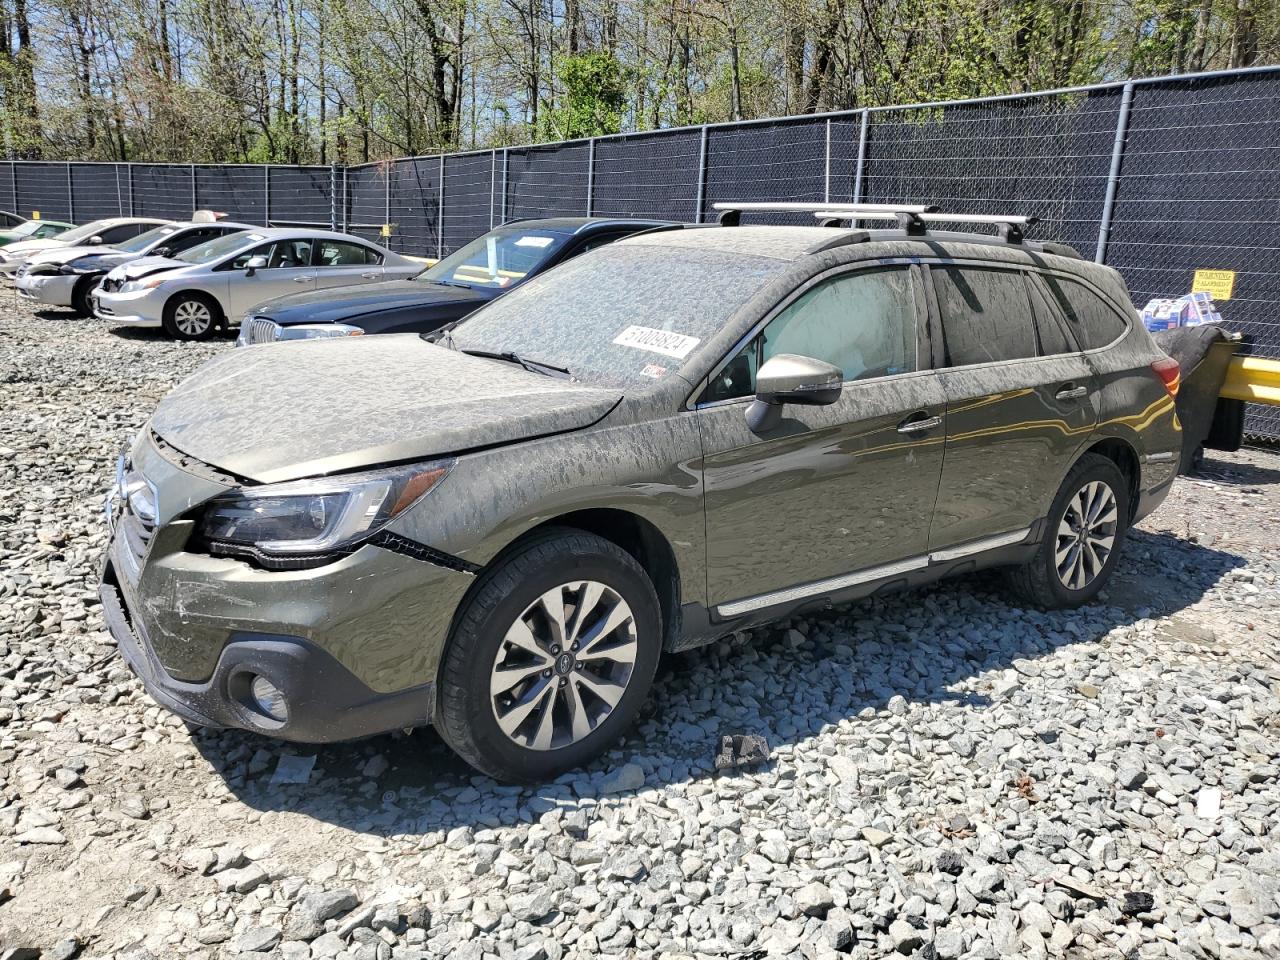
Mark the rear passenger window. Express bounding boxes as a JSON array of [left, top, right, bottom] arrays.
[[1044, 276, 1127, 349], [932, 266, 1036, 366]]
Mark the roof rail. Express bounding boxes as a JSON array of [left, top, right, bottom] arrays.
[[813, 209, 1038, 244]]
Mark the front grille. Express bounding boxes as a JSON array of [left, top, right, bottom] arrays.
[[245, 317, 280, 344]]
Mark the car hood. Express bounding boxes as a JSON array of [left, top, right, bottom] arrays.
[[0, 238, 64, 258], [149, 335, 622, 483], [254, 279, 488, 326], [23, 244, 115, 267], [107, 255, 188, 281]]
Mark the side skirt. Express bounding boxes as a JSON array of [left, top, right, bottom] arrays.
[[669, 525, 1042, 653]]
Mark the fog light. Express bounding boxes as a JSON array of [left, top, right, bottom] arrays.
[[249, 675, 288, 722]]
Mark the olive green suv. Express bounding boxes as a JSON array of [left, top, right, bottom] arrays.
[[100, 210, 1183, 782]]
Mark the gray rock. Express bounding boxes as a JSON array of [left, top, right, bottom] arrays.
[[598, 763, 645, 794], [508, 889, 555, 922], [795, 880, 835, 917], [231, 926, 282, 953]]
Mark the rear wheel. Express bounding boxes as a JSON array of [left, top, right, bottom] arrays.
[[1006, 453, 1130, 609], [162, 292, 220, 341], [436, 529, 661, 783]]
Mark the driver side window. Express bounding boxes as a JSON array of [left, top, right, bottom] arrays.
[[703, 266, 920, 403]]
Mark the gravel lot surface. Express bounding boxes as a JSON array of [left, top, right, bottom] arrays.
[[2, 303, 1279, 960]]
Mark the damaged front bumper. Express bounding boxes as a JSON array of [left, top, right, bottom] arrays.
[[99, 435, 476, 743]]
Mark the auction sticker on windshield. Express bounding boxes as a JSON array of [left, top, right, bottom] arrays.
[[613, 325, 700, 360]]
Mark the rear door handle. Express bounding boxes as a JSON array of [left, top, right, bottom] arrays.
[[360, 271, 379, 279], [897, 413, 943, 434], [293, 275, 315, 283], [1056, 384, 1088, 401]]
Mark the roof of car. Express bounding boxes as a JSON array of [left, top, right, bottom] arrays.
[[617, 225, 833, 260], [504, 217, 677, 234], [169, 220, 256, 231], [228, 226, 386, 243]]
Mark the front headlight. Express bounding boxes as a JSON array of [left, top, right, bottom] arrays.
[[122, 277, 167, 292], [198, 460, 453, 568], [275, 323, 365, 341]]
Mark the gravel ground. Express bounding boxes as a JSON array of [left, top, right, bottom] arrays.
[[2, 302, 1279, 960]]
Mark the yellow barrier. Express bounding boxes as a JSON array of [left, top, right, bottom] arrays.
[[1221, 355, 1280, 406]]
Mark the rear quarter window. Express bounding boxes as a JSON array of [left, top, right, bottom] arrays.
[[1044, 275, 1129, 350]]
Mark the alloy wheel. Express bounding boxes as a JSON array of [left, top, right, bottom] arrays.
[[1055, 479, 1118, 590], [174, 300, 212, 336], [489, 580, 638, 751]]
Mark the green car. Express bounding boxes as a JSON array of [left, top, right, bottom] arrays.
[[0, 218, 74, 246], [100, 209, 1183, 782]]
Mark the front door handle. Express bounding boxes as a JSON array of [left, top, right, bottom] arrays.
[[293, 275, 316, 283], [898, 413, 943, 434], [1056, 384, 1088, 401], [360, 271, 379, 279]]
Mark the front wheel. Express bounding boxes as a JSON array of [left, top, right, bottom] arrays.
[[1006, 453, 1130, 609], [436, 529, 662, 783], [162, 293, 220, 341], [71, 277, 98, 317]]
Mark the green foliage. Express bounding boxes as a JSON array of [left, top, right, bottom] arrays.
[[536, 52, 630, 141], [1, 0, 1277, 161]]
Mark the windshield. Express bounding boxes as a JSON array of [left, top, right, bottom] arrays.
[[419, 227, 571, 289], [57, 220, 120, 244], [116, 224, 178, 254], [450, 244, 784, 388], [10, 220, 43, 237], [177, 231, 265, 264]]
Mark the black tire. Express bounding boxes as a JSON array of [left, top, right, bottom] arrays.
[[1005, 452, 1130, 609], [436, 528, 662, 783], [71, 276, 98, 318], [161, 292, 221, 341]]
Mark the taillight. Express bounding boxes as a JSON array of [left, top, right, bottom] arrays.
[[1151, 356, 1181, 397]]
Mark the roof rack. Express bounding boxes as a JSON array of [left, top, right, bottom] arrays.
[[710, 200, 1038, 244], [813, 209, 1038, 244], [711, 201, 938, 227]]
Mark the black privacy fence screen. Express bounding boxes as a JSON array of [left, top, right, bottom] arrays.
[[4, 65, 1278, 437]]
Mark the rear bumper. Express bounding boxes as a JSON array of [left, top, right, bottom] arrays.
[[100, 577, 437, 742]]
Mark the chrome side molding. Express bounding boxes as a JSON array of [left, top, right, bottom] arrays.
[[715, 527, 1031, 618]]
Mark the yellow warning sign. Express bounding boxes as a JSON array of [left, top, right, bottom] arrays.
[[1192, 269, 1236, 301], [30, 210, 39, 220], [380, 223, 392, 237]]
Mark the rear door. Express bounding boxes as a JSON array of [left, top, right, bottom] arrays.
[[925, 262, 1099, 555], [697, 263, 947, 612], [312, 238, 384, 289]]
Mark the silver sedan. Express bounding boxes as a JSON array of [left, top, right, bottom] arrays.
[[91, 228, 423, 340]]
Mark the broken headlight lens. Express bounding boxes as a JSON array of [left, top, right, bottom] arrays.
[[199, 459, 453, 562]]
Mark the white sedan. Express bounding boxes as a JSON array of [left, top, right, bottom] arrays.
[[92, 228, 424, 340]]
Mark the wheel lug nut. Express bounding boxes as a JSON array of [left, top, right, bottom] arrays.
[[542, 669, 552, 677], [559, 678, 567, 687], [551, 645, 560, 655], [571, 643, 578, 651]]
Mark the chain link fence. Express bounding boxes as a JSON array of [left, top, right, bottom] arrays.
[[3, 65, 1278, 436]]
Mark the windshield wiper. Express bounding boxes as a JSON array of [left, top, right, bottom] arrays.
[[460, 348, 572, 379], [431, 278, 472, 289]]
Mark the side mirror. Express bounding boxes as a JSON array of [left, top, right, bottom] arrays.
[[244, 255, 268, 276], [746, 353, 843, 432], [88, 235, 103, 245], [151, 246, 170, 258]]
